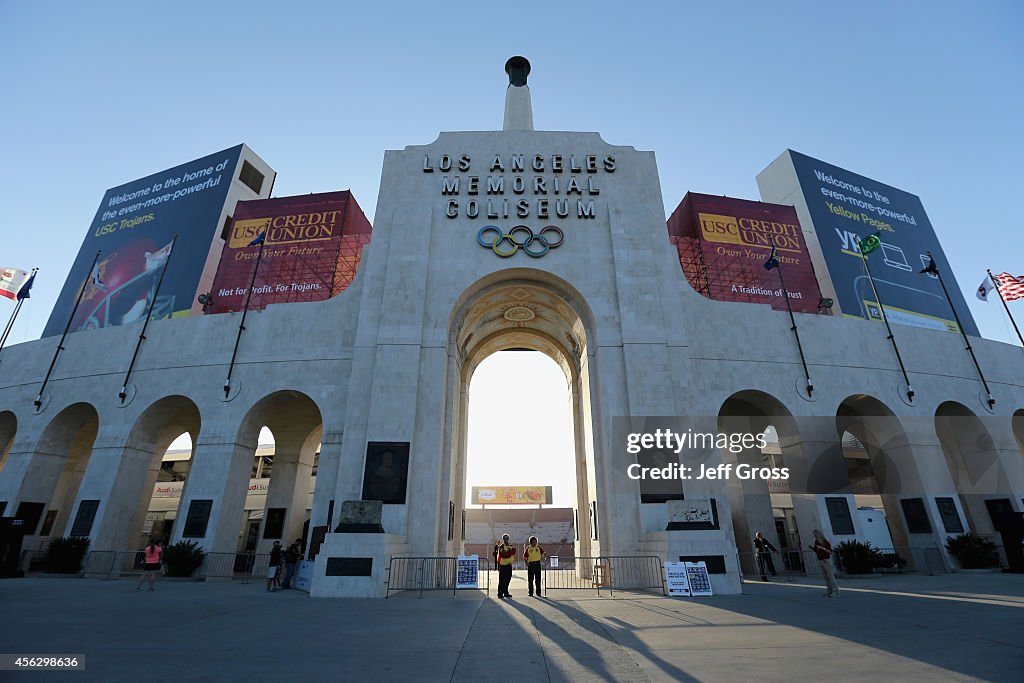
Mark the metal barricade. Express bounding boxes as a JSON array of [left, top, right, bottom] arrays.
[[201, 552, 268, 582], [83, 550, 117, 576], [542, 555, 666, 596], [385, 556, 492, 598], [108, 550, 147, 578]]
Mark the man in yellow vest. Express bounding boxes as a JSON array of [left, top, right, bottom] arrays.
[[496, 533, 516, 599], [524, 536, 545, 597]]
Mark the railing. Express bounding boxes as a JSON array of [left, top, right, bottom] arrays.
[[385, 556, 490, 598], [200, 552, 270, 582], [543, 555, 666, 597], [738, 546, 953, 582]]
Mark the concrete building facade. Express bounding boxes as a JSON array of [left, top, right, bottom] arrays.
[[1, 59, 1023, 596]]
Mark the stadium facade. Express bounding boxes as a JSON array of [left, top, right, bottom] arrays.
[[1, 59, 1022, 596]]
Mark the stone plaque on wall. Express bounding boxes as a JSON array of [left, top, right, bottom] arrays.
[[667, 499, 719, 530], [825, 497, 854, 535], [935, 497, 964, 533], [69, 500, 99, 537], [900, 497, 932, 534], [638, 449, 685, 503], [182, 499, 213, 538], [334, 500, 384, 533], [361, 442, 409, 505]]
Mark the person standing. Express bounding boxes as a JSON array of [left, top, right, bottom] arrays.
[[136, 539, 162, 591], [811, 529, 839, 597], [281, 541, 300, 589], [524, 536, 545, 597], [496, 533, 516, 599], [753, 532, 778, 581], [267, 541, 283, 592]]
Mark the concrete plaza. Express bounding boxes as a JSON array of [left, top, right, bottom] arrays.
[[1, 571, 1021, 682]]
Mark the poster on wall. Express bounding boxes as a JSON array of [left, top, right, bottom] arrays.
[[668, 192, 822, 313], [207, 191, 371, 314], [758, 150, 978, 335], [43, 146, 247, 337]]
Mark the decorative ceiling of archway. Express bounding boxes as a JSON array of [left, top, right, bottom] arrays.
[[455, 284, 586, 376]]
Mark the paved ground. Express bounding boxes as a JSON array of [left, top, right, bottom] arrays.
[[1, 570, 1022, 682]]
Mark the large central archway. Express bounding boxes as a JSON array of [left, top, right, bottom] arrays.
[[442, 272, 601, 563]]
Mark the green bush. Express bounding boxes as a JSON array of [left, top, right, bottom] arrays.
[[945, 533, 999, 569], [835, 540, 885, 574], [162, 540, 205, 577], [43, 537, 90, 574]]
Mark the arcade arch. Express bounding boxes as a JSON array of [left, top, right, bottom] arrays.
[[836, 394, 921, 553], [717, 391, 802, 572], [232, 391, 323, 555], [116, 395, 201, 551], [935, 401, 1011, 536], [23, 402, 99, 542], [445, 275, 599, 562]]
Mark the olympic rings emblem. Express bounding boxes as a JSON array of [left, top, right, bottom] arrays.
[[476, 225, 564, 258]]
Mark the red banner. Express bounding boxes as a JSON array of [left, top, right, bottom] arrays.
[[208, 191, 371, 313], [668, 193, 822, 313]]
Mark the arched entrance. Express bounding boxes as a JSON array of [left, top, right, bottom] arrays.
[[19, 402, 99, 544], [443, 274, 600, 563]]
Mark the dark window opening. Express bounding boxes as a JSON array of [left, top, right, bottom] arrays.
[[238, 160, 264, 194]]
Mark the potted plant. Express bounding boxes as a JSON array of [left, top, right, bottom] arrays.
[[945, 533, 1000, 569], [835, 540, 884, 575], [162, 540, 205, 578], [43, 536, 90, 574]]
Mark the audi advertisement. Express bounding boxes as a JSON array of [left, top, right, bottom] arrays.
[[758, 150, 978, 335], [668, 193, 822, 314], [43, 146, 246, 337], [207, 191, 372, 314]]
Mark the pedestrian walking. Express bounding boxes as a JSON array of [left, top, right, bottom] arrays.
[[281, 540, 301, 589], [267, 541, 283, 592], [136, 538, 162, 591], [524, 536, 545, 597], [753, 532, 778, 581], [495, 533, 516, 599], [810, 529, 839, 597]]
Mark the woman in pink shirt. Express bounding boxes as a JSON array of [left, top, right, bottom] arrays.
[[136, 539, 163, 592]]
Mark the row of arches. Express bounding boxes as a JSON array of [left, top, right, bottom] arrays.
[[0, 390, 324, 559], [717, 391, 1024, 572]]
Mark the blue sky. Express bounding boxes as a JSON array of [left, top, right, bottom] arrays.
[[1, 1, 1022, 346]]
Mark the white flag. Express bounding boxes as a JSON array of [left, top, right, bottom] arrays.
[[976, 275, 995, 301]]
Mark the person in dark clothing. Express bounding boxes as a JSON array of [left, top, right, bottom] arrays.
[[495, 533, 516, 599], [281, 540, 301, 589], [267, 541, 283, 591], [753, 532, 778, 581]]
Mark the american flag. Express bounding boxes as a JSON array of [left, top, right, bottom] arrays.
[[994, 272, 1024, 301]]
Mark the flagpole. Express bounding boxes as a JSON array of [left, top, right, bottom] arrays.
[[989, 268, 1024, 347], [35, 251, 101, 409], [224, 231, 267, 397], [0, 268, 35, 358], [771, 240, 813, 396], [119, 236, 178, 402], [926, 252, 994, 408], [857, 237, 914, 402]]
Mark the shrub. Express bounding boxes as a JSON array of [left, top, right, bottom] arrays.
[[162, 540, 205, 577], [835, 540, 885, 574], [945, 533, 999, 569], [43, 537, 90, 574]]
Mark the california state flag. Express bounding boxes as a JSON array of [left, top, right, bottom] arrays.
[[0, 267, 30, 301]]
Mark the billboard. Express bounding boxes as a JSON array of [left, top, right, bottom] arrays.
[[758, 150, 978, 335], [668, 193, 822, 313], [471, 486, 552, 505], [206, 191, 371, 313], [43, 146, 246, 337]]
